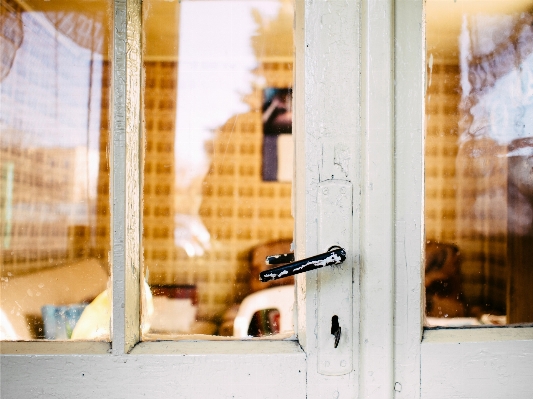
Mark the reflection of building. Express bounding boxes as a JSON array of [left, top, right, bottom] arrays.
[[92, 60, 111, 269], [0, 1, 106, 278], [0, 142, 95, 275], [195, 64, 293, 319], [139, 63, 294, 320], [142, 61, 178, 289]]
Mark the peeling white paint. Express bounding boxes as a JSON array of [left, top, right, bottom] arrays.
[[3, 2, 533, 399]]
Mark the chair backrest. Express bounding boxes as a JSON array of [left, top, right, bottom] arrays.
[[233, 285, 294, 338]]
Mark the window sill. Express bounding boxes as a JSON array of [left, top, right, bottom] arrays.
[[422, 326, 533, 344], [130, 338, 303, 356], [0, 336, 302, 356], [0, 341, 111, 355]]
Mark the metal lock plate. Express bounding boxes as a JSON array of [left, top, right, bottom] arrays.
[[317, 180, 353, 376]]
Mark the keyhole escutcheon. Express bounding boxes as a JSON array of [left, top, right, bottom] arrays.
[[331, 315, 341, 348]]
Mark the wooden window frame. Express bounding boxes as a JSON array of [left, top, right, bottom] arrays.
[[2, 2, 533, 399]]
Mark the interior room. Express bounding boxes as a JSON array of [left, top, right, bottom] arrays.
[[1, 0, 296, 340], [1, 0, 532, 342], [425, 0, 533, 326]]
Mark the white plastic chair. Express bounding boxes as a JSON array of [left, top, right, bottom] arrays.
[[233, 285, 294, 338]]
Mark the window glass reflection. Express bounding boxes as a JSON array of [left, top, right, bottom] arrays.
[[0, 0, 111, 340], [141, 0, 294, 339], [425, 0, 533, 326]]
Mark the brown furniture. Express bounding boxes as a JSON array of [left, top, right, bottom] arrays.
[[249, 239, 294, 293], [425, 241, 465, 318], [507, 138, 533, 324]]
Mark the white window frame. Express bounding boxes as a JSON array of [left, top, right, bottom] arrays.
[[1, 1, 324, 396], [2, 1, 533, 398], [393, 1, 533, 398]]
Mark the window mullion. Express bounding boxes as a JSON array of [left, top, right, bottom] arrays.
[[359, 0, 395, 397], [393, 1, 424, 398], [111, 0, 142, 354]]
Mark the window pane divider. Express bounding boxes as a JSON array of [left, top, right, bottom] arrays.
[[111, 0, 142, 354], [359, 0, 395, 397], [423, 327, 533, 344], [393, 0, 424, 397]]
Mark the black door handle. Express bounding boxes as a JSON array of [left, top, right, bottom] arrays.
[[259, 246, 347, 282]]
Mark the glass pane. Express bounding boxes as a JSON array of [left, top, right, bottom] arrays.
[[141, 0, 294, 339], [1, 0, 112, 340], [425, 0, 533, 326]]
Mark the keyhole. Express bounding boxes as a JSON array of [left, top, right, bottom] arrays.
[[331, 315, 341, 348]]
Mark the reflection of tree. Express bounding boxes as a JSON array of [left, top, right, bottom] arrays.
[[172, 1, 295, 260], [456, 13, 533, 322], [190, 0, 294, 320], [44, 11, 106, 55], [251, 0, 293, 62], [0, 0, 24, 81], [0, 0, 107, 82], [459, 13, 533, 142]]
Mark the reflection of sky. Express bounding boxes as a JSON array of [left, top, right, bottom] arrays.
[[1, 12, 102, 151], [175, 1, 279, 187]]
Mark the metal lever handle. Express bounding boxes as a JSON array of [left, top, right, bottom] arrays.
[[259, 246, 346, 282], [265, 252, 295, 265]]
